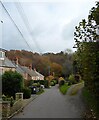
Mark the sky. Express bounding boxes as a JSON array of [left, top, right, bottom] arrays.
[[0, 0, 96, 53]]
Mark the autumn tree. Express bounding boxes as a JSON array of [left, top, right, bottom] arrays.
[[6, 50, 73, 78], [50, 62, 62, 77]]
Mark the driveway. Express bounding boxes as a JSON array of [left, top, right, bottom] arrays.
[[12, 84, 86, 118]]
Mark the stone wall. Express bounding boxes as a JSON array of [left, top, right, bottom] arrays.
[[1, 93, 23, 119]]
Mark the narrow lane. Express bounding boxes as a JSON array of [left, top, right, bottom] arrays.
[[12, 84, 86, 118]]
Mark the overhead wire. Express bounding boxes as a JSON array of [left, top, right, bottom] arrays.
[[0, 1, 35, 52], [14, 1, 42, 54]]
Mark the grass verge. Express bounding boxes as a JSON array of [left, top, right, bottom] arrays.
[[36, 89, 44, 95], [82, 88, 99, 119], [70, 82, 84, 95], [59, 84, 70, 95]]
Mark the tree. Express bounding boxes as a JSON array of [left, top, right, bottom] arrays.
[[74, 1, 99, 101], [50, 62, 62, 77], [74, 2, 99, 44], [2, 71, 23, 98]]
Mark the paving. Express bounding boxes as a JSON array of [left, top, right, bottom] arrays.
[[11, 84, 86, 118]]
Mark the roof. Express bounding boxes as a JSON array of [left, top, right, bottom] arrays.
[[16, 65, 25, 74], [12, 62, 25, 74], [0, 57, 15, 68], [0, 48, 7, 52], [21, 66, 38, 77], [35, 71, 44, 77]]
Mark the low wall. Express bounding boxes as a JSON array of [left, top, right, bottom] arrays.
[[1, 93, 23, 119], [1, 99, 23, 119]]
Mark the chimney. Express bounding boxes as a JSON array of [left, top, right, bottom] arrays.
[[34, 68, 36, 71], [15, 57, 19, 66], [29, 64, 32, 70]]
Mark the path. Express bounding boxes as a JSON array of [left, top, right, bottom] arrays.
[[11, 84, 86, 118]]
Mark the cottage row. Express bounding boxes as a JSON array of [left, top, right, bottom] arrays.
[[0, 48, 44, 80]]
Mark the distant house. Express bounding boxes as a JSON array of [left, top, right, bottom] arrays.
[[20, 66, 39, 80], [13, 57, 44, 81], [0, 48, 16, 75], [0, 49, 44, 81], [34, 68, 44, 80]]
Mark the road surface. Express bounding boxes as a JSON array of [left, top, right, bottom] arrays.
[[12, 84, 86, 118]]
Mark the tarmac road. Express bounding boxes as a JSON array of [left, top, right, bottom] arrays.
[[12, 84, 86, 118]]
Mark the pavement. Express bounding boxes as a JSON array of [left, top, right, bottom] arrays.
[[11, 84, 86, 118], [22, 94, 37, 108], [7, 94, 37, 119]]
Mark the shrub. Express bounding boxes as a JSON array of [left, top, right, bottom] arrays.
[[59, 77, 64, 81], [39, 80, 45, 85], [29, 80, 34, 86], [2, 71, 23, 98], [50, 81, 55, 86], [68, 74, 76, 84], [22, 87, 31, 99], [82, 88, 99, 118], [44, 80, 49, 88], [52, 80, 57, 84], [32, 82, 40, 87], [59, 84, 70, 95], [59, 80, 65, 86]]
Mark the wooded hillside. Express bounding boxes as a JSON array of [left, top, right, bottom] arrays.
[[6, 50, 73, 78]]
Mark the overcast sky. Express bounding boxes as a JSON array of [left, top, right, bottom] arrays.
[[0, 0, 96, 53]]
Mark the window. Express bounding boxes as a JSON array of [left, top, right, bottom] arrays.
[[0, 51, 5, 58]]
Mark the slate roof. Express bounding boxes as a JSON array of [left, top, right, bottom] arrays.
[[21, 66, 38, 77], [12, 62, 25, 74], [0, 48, 7, 52], [16, 65, 25, 74], [0, 57, 15, 68], [35, 71, 44, 77]]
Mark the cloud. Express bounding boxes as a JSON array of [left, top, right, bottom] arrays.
[[1, 0, 96, 53]]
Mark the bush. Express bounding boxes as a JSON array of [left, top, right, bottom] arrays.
[[50, 81, 55, 86], [59, 80, 65, 86], [52, 80, 57, 84], [37, 87, 44, 95], [29, 80, 34, 86], [32, 83, 40, 87], [68, 74, 77, 84], [44, 80, 49, 88], [22, 87, 31, 99], [59, 84, 70, 95], [82, 88, 99, 118], [39, 80, 45, 85], [2, 71, 23, 98]]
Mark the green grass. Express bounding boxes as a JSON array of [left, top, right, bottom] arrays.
[[70, 82, 84, 95], [82, 88, 99, 118], [59, 84, 70, 95], [36, 89, 44, 95]]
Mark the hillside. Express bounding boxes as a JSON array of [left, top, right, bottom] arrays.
[[6, 50, 73, 78]]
